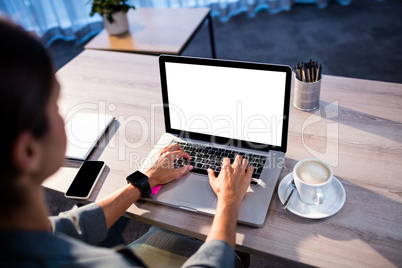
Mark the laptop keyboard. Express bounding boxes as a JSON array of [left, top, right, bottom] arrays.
[[172, 140, 266, 186]]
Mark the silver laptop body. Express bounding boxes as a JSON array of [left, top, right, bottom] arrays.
[[141, 55, 292, 227]]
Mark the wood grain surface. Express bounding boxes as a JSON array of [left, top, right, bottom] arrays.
[[44, 49, 402, 267], [84, 8, 210, 55]]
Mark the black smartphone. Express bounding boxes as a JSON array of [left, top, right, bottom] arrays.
[[65, 161, 105, 200]]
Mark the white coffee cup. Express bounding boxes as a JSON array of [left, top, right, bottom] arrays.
[[293, 158, 333, 205]]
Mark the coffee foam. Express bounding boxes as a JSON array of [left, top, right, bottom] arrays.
[[296, 160, 330, 184]]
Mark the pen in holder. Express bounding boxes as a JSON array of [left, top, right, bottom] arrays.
[[293, 60, 322, 111]]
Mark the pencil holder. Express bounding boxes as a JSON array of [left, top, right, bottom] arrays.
[[293, 75, 321, 111]]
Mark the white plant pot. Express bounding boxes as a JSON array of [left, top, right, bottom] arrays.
[[103, 11, 129, 35]]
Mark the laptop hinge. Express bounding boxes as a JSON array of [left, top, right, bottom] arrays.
[[178, 205, 198, 213]]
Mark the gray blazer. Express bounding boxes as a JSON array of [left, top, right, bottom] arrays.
[[0, 203, 235, 267]]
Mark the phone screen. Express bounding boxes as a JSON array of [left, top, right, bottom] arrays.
[[65, 161, 105, 199]]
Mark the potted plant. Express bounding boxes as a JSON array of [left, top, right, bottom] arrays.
[[89, 0, 135, 35]]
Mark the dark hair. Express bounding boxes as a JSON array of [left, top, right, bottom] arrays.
[[0, 18, 54, 212]]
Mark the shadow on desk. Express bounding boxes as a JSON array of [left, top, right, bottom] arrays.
[[318, 100, 402, 144], [88, 119, 120, 161]]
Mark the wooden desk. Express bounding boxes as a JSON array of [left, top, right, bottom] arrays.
[[45, 50, 402, 267], [84, 8, 216, 57]]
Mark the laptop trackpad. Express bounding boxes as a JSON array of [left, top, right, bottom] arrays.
[[170, 176, 217, 208]]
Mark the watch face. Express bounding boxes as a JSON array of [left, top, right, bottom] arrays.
[[127, 171, 147, 184], [127, 171, 151, 198]]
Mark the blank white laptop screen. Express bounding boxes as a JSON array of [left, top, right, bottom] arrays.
[[165, 62, 287, 147]]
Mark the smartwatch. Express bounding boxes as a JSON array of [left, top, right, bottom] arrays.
[[126, 171, 151, 198]]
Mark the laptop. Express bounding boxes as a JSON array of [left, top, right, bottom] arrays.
[[141, 55, 292, 227]]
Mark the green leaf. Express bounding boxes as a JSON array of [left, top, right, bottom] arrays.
[[107, 13, 114, 23], [88, 0, 135, 17]]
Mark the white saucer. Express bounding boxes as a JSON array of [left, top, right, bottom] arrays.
[[278, 172, 346, 219]]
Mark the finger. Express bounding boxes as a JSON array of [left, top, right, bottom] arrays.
[[207, 168, 217, 181], [241, 158, 249, 169], [222, 157, 231, 167], [176, 164, 194, 176], [170, 150, 191, 161], [167, 143, 184, 152], [246, 164, 254, 176], [233, 155, 243, 168], [156, 146, 167, 156], [157, 143, 178, 157]]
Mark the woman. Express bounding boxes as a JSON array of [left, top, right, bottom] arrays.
[[0, 18, 253, 267]]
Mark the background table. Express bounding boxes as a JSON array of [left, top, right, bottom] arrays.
[[45, 49, 402, 267], [84, 8, 216, 57]]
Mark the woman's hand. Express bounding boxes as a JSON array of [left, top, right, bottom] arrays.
[[144, 143, 193, 188], [207, 155, 253, 206], [205, 155, 253, 248], [99, 143, 192, 229]]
